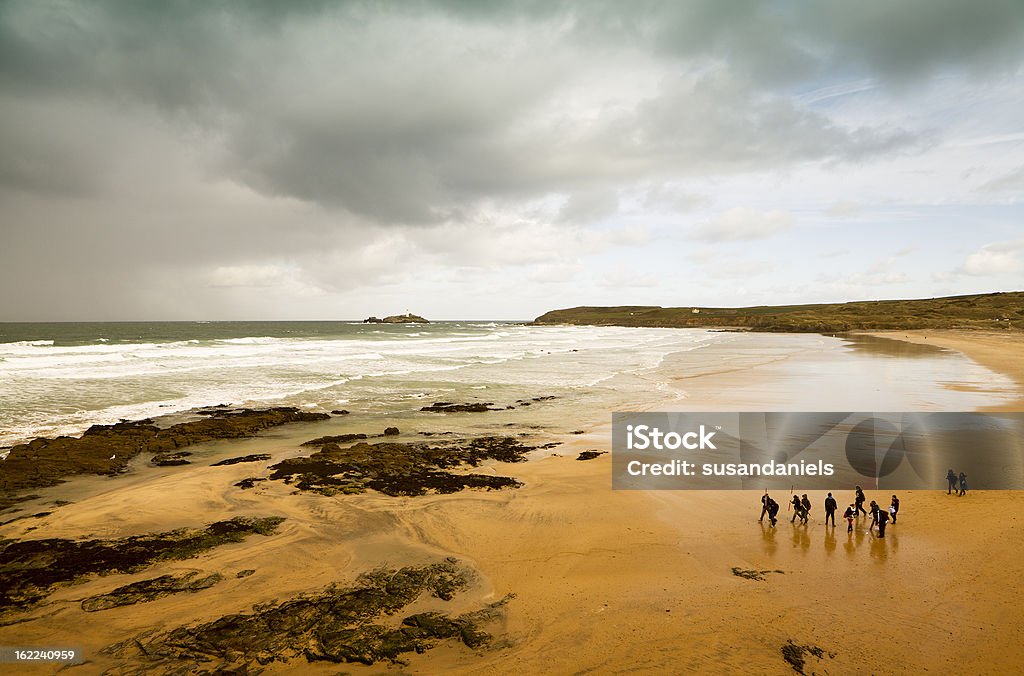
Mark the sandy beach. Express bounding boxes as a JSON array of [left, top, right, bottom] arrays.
[[1, 330, 1023, 674]]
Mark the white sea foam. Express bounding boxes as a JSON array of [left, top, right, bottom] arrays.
[[8, 323, 1008, 451], [1, 323, 715, 447]]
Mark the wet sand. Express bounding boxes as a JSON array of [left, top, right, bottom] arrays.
[[858, 329, 1024, 411], [2, 332, 1024, 673]]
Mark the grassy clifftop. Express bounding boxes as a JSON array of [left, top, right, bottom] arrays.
[[532, 292, 1024, 333]]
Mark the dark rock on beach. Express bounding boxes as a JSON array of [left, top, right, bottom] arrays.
[[383, 426, 400, 436], [105, 561, 508, 671], [151, 451, 192, 466], [576, 451, 607, 461], [267, 436, 545, 497], [331, 409, 350, 415], [234, 477, 267, 489], [0, 517, 285, 614], [781, 640, 835, 674], [0, 407, 330, 509], [420, 402, 502, 413], [731, 567, 785, 582], [81, 571, 224, 612], [301, 433, 368, 447], [210, 453, 272, 467]]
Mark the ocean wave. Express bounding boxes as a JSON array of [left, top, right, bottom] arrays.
[[3, 339, 55, 347]]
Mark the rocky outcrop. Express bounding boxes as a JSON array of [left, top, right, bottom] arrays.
[[210, 453, 272, 467], [81, 571, 223, 612], [266, 435, 546, 497], [0, 516, 285, 614], [0, 407, 330, 509], [576, 450, 607, 461], [420, 402, 502, 413], [363, 313, 430, 324], [105, 561, 511, 670]]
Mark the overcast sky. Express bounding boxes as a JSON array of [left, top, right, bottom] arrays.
[[2, 1, 1023, 321]]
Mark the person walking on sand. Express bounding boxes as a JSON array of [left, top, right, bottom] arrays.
[[877, 506, 890, 537], [767, 496, 780, 527], [824, 492, 838, 527], [855, 486, 867, 517], [843, 504, 855, 533], [759, 493, 770, 522], [801, 494, 812, 523], [959, 472, 968, 496], [868, 500, 880, 531], [947, 469, 957, 494], [790, 495, 803, 522], [890, 495, 900, 524]]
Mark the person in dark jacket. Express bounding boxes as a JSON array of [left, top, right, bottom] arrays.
[[824, 492, 838, 527], [946, 469, 957, 494], [855, 486, 867, 516], [890, 495, 900, 523], [790, 495, 806, 522], [868, 500, 880, 531], [759, 493, 770, 522], [800, 494, 812, 522], [958, 472, 968, 496], [877, 507, 889, 537], [766, 497, 780, 527]]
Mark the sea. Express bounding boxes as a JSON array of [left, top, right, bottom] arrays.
[[0, 321, 1017, 451]]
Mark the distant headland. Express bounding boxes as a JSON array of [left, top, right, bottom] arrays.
[[363, 313, 430, 324], [532, 291, 1023, 333]]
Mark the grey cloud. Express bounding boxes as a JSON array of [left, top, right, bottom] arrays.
[[0, 0, 961, 223], [2, 1, 1023, 320]]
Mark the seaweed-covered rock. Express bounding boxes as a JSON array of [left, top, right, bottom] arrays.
[[420, 402, 501, 413], [0, 516, 284, 614], [267, 436, 546, 497], [105, 562, 509, 671], [152, 451, 192, 466], [210, 454, 272, 467], [301, 433, 368, 447], [81, 572, 223, 612], [576, 451, 606, 461], [0, 408, 330, 508]]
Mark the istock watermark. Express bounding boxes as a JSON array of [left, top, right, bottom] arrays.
[[611, 412, 1024, 490]]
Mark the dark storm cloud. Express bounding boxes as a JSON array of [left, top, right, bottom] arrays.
[[1, 1, 1023, 319], [4, 0, 1020, 224]]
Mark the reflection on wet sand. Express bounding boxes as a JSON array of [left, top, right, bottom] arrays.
[[824, 526, 837, 555], [759, 520, 777, 556], [841, 333, 950, 358], [791, 523, 811, 553]]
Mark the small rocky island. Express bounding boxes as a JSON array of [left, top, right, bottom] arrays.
[[363, 313, 429, 324]]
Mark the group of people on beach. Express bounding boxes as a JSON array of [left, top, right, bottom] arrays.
[[946, 469, 969, 496], [758, 487, 900, 538]]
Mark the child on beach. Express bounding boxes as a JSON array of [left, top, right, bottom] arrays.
[[890, 495, 900, 523], [843, 504, 855, 533], [958, 472, 968, 496]]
